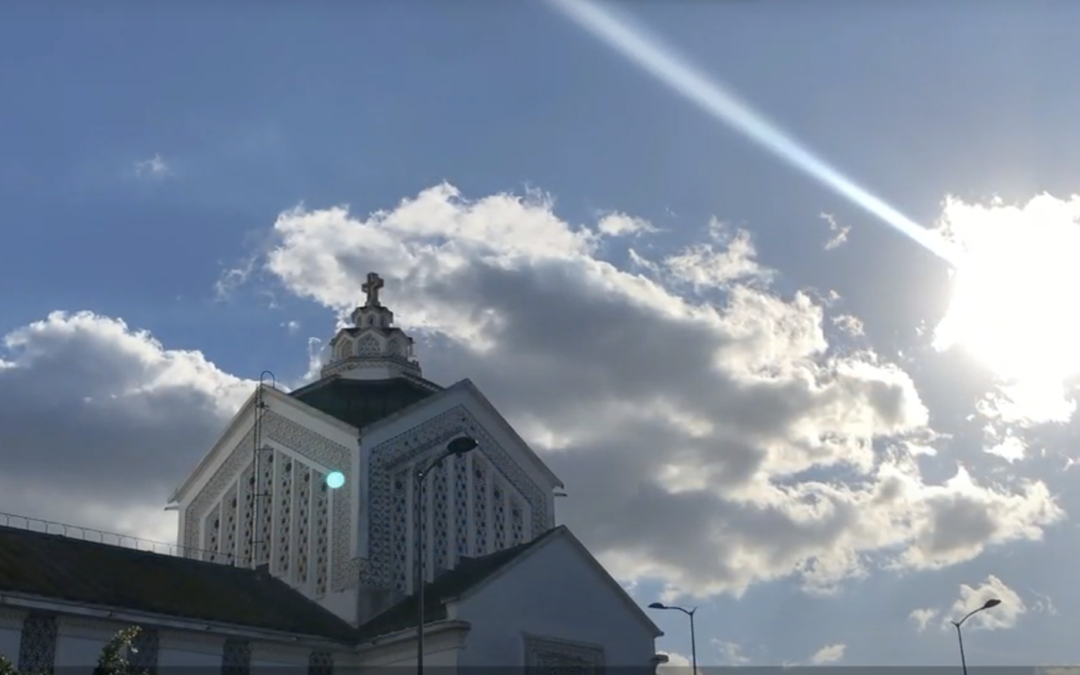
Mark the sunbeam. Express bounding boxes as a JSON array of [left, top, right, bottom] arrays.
[[547, 0, 960, 265]]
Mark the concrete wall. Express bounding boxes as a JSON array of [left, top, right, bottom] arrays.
[[454, 533, 657, 668]]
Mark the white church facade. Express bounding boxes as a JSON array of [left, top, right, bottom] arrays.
[[0, 274, 664, 673]]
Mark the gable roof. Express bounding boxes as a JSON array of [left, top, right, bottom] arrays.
[[0, 526, 357, 642], [288, 375, 441, 431], [451, 526, 664, 638], [359, 528, 561, 639], [168, 384, 358, 505]]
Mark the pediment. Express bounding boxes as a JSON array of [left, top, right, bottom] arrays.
[[363, 378, 563, 492]]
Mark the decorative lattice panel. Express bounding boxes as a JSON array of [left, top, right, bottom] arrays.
[[493, 479, 507, 550], [511, 498, 525, 546], [297, 465, 312, 584], [239, 462, 256, 564], [17, 613, 56, 674], [222, 639, 251, 675], [473, 455, 489, 556], [392, 469, 409, 592], [314, 474, 330, 597], [130, 628, 159, 674], [256, 451, 274, 565], [223, 483, 239, 564], [358, 335, 381, 356], [275, 452, 295, 576], [454, 454, 470, 560], [432, 461, 450, 573], [308, 651, 333, 675], [204, 503, 221, 563]]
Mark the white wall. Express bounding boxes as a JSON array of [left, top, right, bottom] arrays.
[[159, 632, 224, 670], [453, 534, 658, 667], [251, 642, 310, 675], [54, 617, 130, 672], [0, 609, 24, 665], [357, 634, 463, 669], [55, 636, 105, 673], [0, 627, 21, 665]]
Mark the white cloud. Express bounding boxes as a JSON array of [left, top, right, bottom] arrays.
[[831, 314, 865, 337], [1031, 590, 1058, 616], [0, 311, 253, 541], [809, 643, 846, 664], [947, 575, 1026, 630], [0, 183, 1067, 625], [821, 212, 850, 251], [909, 576, 1026, 634], [665, 228, 774, 289], [657, 651, 697, 674], [909, 607, 939, 632], [134, 154, 171, 178], [234, 183, 1063, 598], [215, 253, 260, 302], [710, 639, 750, 665], [597, 212, 656, 236]]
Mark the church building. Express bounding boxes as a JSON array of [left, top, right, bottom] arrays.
[[0, 274, 665, 673]]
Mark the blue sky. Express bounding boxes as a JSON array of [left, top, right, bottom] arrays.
[[3, 1, 1080, 668]]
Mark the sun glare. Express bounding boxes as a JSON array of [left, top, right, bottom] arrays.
[[933, 197, 1080, 389]]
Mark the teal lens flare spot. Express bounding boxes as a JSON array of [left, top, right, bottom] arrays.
[[326, 471, 345, 489]]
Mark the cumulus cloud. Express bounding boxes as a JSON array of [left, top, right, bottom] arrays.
[[1, 183, 1066, 614], [0, 311, 253, 541], [225, 182, 1064, 598], [911, 575, 1026, 633], [809, 643, 845, 665], [947, 575, 1026, 630]]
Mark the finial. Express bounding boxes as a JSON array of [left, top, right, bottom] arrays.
[[362, 272, 385, 308]]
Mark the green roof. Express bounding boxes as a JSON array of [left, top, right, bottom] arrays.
[[289, 376, 439, 430], [0, 525, 357, 642]]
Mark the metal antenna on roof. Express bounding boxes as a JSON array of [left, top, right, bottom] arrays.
[[250, 371, 276, 569]]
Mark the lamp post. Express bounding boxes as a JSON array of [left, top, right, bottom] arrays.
[[648, 602, 697, 675], [950, 598, 1001, 675], [415, 436, 478, 675]]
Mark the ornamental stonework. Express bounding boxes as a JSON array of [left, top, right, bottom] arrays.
[[365, 404, 549, 590], [183, 406, 364, 593], [523, 634, 605, 674]]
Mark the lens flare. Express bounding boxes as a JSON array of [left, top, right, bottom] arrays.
[[547, 0, 959, 265], [326, 471, 346, 489]]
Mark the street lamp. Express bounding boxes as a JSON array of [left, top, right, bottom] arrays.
[[415, 435, 478, 675], [950, 598, 1001, 675], [648, 602, 697, 675]]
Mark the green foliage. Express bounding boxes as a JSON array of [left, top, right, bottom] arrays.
[[0, 650, 16, 675], [0, 626, 146, 675]]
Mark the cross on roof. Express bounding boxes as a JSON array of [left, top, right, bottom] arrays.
[[362, 272, 384, 307]]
